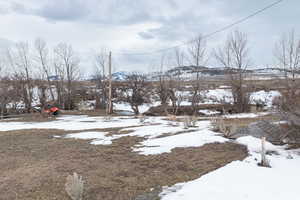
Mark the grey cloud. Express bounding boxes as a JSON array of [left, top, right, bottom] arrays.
[[0, 38, 14, 48], [10, 2, 27, 13], [138, 31, 155, 40], [166, 0, 179, 10], [0, 38, 14, 55], [8, 0, 180, 25], [0, 2, 11, 14], [0, 7, 7, 14], [3, 0, 300, 71], [36, 0, 90, 21]]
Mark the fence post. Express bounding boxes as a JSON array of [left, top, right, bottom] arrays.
[[260, 137, 270, 167]]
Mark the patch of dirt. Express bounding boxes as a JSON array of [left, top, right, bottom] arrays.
[[220, 114, 280, 127], [0, 128, 248, 200], [154, 129, 197, 138], [145, 104, 234, 116], [2, 113, 57, 122], [0, 110, 130, 122]]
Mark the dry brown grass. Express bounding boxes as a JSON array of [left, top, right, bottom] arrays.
[[210, 113, 280, 137], [221, 114, 279, 128], [0, 128, 247, 200]]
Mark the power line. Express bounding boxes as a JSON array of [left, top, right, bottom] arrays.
[[115, 0, 284, 56]]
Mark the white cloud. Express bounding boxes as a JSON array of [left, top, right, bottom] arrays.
[[0, 0, 298, 73]]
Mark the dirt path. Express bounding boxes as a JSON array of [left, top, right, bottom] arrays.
[[0, 128, 247, 200]]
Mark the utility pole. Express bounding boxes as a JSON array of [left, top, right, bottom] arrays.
[[107, 51, 113, 114]]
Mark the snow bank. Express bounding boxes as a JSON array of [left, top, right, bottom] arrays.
[[160, 136, 300, 200], [161, 155, 300, 200], [236, 136, 281, 153]]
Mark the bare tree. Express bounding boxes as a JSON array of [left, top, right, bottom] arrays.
[[117, 73, 151, 115], [171, 47, 185, 114], [54, 43, 80, 110], [93, 49, 108, 109], [7, 42, 34, 113], [274, 30, 300, 131], [0, 62, 8, 118], [155, 54, 177, 115], [34, 38, 55, 102], [0, 76, 19, 118], [274, 30, 300, 99], [187, 35, 207, 112], [214, 30, 251, 113], [157, 55, 168, 113]]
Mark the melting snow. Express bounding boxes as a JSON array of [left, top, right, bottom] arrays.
[[0, 115, 141, 131], [65, 131, 122, 145], [134, 129, 227, 155], [160, 135, 300, 200]]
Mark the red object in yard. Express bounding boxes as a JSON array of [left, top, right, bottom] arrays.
[[50, 107, 59, 112], [44, 106, 59, 115]]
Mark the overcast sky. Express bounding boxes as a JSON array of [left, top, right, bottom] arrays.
[[0, 0, 299, 74]]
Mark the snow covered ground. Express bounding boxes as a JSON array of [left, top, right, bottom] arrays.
[[250, 90, 281, 107], [133, 127, 227, 155], [0, 115, 228, 155], [0, 115, 142, 131], [1, 114, 298, 200], [52, 116, 227, 154], [64, 131, 121, 145], [222, 112, 270, 118], [160, 136, 300, 200]]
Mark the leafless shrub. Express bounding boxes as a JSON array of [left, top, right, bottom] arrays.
[[104, 115, 112, 122], [167, 114, 177, 121], [191, 115, 197, 127], [166, 114, 178, 126], [183, 116, 197, 129], [117, 73, 152, 115], [183, 116, 191, 129], [65, 172, 84, 200], [210, 118, 237, 138], [138, 114, 146, 124], [210, 118, 224, 132]]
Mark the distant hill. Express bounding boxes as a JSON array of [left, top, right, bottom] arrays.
[[102, 66, 285, 82], [165, 65, 254, 77], [112, 71, 128, 81]]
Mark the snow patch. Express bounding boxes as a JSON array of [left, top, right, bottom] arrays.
[[65, 131, 123, 145], [133, 121, 228, 155], [160, 135, 300, 200]]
